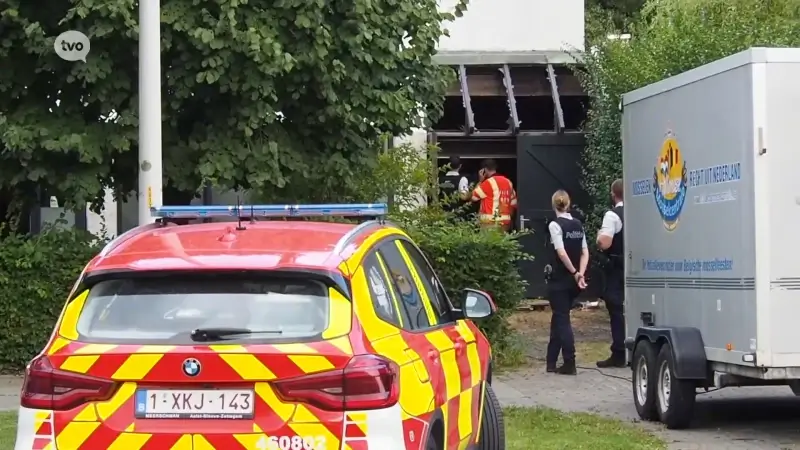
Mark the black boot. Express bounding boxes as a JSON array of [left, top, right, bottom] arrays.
[[555, 360, 576, 375], [596, 354, 626, 368]]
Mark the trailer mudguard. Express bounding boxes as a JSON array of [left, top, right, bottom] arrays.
[[626, 326, 707, 379]]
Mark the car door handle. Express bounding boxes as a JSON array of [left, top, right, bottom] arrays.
[[427, 350, 439, 363]]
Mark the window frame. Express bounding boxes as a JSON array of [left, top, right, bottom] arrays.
[[398, 240, 457, 325], [361, 251, 406, 328], [375, 239, 435, 332]]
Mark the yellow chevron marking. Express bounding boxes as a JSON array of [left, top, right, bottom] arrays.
[[136, 345, 177, 353], [290, 422, 340, 450], [97, 382, 136, 420], [34, 411, 51, 421], [169, 434, 193, 450], [47, 337, 72, 355], [58, 290, 88, 340], [112, 354, 164, 380], [288, 355, 335, 374], [60, 355, 98, 373], [234, 433, 267, 448], [426, 330, 455, 352], [125, 423, 135, 432], [193, 434, 215, 450], [466, 343, 482, 388], [327, 336, 353, 355], [73, 405, 96, 421], [73, 344, 117, 354], [253, 423, 263, 433], [398, 364, 435, 417], [107, 432, 151, 450], [254, 382, 294, 419], [209, 344, 248, 353], [54, 421, 100, 449], [322, 288, 352, 339], [351, 267, 399, 342], [292, 404, 321, 423], [458, 388, 473, 439], [219, 353, 276, 380], [271, 343, 318, 354]]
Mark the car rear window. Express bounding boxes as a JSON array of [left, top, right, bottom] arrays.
[[73, 276, 330, 343]]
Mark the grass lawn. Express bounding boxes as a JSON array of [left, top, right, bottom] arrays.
[[506, 407, 666, 449], [0, 407, 663, 449], [0, 412, 14, 450]]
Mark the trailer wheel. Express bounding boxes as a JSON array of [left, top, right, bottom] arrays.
[[631, 340, 659, 421], [655, 343, 696, 429]]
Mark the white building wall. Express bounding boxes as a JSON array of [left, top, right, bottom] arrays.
[[438, 0, 584, 52]]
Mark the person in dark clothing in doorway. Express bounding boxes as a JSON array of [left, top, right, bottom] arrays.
[[596, 178, 626, 368], [438, 156, 470, 217], [546, 190, 589, 375]]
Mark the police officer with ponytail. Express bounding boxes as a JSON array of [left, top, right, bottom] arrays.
[[546, 190, 589, 375], [596, 179, 626, 368]]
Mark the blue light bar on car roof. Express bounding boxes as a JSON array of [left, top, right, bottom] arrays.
[[150, 203, 388, 219]]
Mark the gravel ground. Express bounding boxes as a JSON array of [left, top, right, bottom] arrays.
[[502, 309, 800, 449]]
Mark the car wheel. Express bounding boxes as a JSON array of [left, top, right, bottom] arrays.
[[631, 340, 659, 421], [477, 383, 505, 450], [655, 343, 696, 429]]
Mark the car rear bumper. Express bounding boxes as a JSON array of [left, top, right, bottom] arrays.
[[15, 404, 414, 450]]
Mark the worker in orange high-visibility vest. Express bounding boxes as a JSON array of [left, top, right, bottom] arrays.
[[471, 159, 517, 232]]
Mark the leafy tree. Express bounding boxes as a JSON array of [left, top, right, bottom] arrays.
[[0, 0, 462, 219], [577, 0, 800, 231]]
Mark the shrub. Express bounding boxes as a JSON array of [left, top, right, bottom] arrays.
[[0, 228, 99, 372], [394, 209, 530, 365]]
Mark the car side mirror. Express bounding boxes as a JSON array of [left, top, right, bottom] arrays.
[[460, 288, 496, 319]]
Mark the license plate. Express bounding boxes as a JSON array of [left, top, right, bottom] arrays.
[[135, 389, 254, 419]]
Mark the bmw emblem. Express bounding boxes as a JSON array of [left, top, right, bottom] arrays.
[[182, 358, 201, 377]]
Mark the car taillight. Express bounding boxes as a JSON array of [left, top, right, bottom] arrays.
[[20, 356, 118, 411], [273, 355, 399, 411]]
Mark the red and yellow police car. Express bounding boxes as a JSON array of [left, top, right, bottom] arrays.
[[15, 203, 504, 450]]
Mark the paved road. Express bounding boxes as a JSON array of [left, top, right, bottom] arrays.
[[495, 366, 800, 449], [2, 371, 799, 448]]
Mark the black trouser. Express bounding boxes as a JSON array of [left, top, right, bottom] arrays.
[[603, 275, 626, 357], [547, 284, 578, 364]]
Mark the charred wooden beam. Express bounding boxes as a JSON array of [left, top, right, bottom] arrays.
[[459, 64, 475, 135], [500, 64, 520, 134], [546, 63, 565, 133]]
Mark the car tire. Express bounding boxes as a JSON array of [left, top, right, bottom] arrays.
[[655, 343, 696, 429], [477, 383, 505, 450], [631, 340, 659, 421]]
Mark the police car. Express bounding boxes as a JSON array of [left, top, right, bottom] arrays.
[[15, 203, 504, 450]]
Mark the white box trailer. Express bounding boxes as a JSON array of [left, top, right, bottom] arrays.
[[621, 47, 800, 429]]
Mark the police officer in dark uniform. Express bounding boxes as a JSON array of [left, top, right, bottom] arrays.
[[546, 190, 589, 375], [596, 179, 626, 368], [438, 155, 469, 217]]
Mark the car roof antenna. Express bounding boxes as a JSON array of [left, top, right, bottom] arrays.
[[235, 195, 247, 231]]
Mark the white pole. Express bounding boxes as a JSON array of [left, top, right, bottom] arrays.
[[138, 0, 163, 225]]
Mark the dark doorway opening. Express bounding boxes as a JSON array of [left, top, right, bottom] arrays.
[[437, 157, 517, 188], [472, 97, 511, 131]]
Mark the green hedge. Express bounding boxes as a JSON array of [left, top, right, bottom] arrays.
[[0, 214, 528, 372], [0, 229, 100, 372], [395, 210, 529, 361]]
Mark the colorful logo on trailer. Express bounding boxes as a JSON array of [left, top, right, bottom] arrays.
[[652, 130, 687, 231]]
